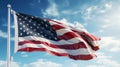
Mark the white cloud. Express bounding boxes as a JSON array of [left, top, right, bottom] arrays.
[[70, 63, 78, 67], [0, 30, 14, 41], [53, 18, 88, 32], [82, 1, 120, 38], [23, 59, 62, 67], [43, 0, 59, 16], [100, 37, 120, 52], [105, 2, 112, 9], [82, 1, 113, 21], [62, 10, 81, 15], [87, 52, 120, 67], [96, 58, 120, 67], [0, 59, 62, 67], [0, 60, 20, 67], [62, 10, 71, 14], [2, 23, 14, 29], [11, 25, 15, 29], [20, 52, 28, 57], [0, 30, 7, 38]]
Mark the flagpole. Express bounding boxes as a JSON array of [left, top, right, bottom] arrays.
[[7, 4, 11, 67]]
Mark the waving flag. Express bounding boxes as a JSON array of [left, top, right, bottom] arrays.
[[13, 12, 100, 60]]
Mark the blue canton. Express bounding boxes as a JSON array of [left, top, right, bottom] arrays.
[[16, 13, 58, 41]]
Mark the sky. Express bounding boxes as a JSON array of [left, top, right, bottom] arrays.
[[0, 0, 120, 67]]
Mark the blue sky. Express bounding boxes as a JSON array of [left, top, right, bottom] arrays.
[[0, 0, 120, 67]]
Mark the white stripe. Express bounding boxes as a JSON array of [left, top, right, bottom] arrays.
[[49, 20, 88, 33], [49, 21, 58, 25], [19, 43, 94, 55], [19, 36, 86, 45], [56, 28, 72, 36], [50, 22, 86, 36], [92, 41, 99, 47], [49, 20, 70, 28]]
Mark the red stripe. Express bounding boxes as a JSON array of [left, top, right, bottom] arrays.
[[18, 47, 96, 60], [58, 32, 82, 40], [49, 19, 100, 41], [71, 30, 100, 51], [48, 19, 62, 24], [52, 24, 65, 30], [79, 32, 100, 41], [19, 40, 87, 49]]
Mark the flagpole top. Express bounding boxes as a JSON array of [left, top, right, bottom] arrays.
[[7, 4, 11, 8]]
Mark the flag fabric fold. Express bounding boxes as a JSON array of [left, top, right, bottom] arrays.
[[13, 12, 100, 60]]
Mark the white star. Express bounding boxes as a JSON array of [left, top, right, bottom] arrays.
[[38, 24, 41, 26], [33, 23, 36, 26], [41, 27, 44, 29], [21, 16, 24, 18], [40, 31, 43, 33], [23, 21, 25, 23], [19, 22, 22, 25], [27, 32, 29, 35], [41, 21, 43, 24], [49, 37, 51, 39], [30, 31, 33, 34], [29, 20, 32, 23], [20, 27, 22, 30], [18, 18, 21, 21], [23, 30, 26, 32], [26, 24, 29, 26], [17, 13, 20, 15], [54, 37, 57, 40], [23, 25, 25, 28], [41, 35, 44, 37], [20, 33, 23, 36], [43, 19, 47, 21], [26, 28, 29, 31], [34, 29, 36, 31], [31, 16, 34, 18], [51, 33, 54, 35], [50, 28, 53, 31], [30, 26, 33, 28], [34, 34, 37, 36], [44, 34, 47, 36], [37, 26, 39, 29], [48, 31, 51, 33], [37, 33, 40, 35], [45, 24, 48, 27], [25, 17, 28, 20]]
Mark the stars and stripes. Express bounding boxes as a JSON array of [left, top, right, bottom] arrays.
[[13, 12, 100, 60]]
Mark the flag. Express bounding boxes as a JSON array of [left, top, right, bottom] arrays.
[[13, 12, 100, 60]]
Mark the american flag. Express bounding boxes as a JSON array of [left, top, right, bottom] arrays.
[[13, 12, 100, 60]]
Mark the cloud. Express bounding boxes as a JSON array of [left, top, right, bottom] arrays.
[[0, 60, 20, 67], [105, 2, 112, 9], [20, 52, 28, 57], [53, 18, 88, 32], [0, 30, 15, 41], [0, 30, 7, 38], [61, 10, 81, 15], [82, 1, 113, 21], [80, 1, 120, 38], [43, 0, 59, 16], [23, 59, 62, 67], [87, 52, 120, 67], [0, 59, 62, 67], [100, 37, 120, 52], [2, 23, 14, 29]]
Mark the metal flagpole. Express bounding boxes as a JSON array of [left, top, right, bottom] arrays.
[[7, 4, 11, 67]]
